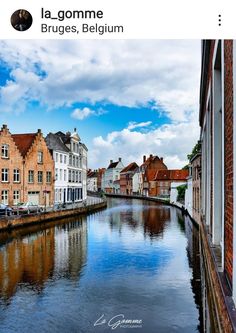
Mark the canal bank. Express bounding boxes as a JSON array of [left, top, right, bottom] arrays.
[[0, 200, 107, 232]]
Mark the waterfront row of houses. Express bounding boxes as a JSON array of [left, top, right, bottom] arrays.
[[0, 125, 87, 207], [87, 155, 189, 199]]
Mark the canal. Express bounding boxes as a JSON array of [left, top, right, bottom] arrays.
[[0, 198, 203, 333]]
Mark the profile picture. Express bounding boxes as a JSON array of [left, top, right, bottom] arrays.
[[11, 9, 33, 31]]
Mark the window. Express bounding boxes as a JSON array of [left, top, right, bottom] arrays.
[[55, 153, 58, 162], [38, 151, 43, 163], [68, 170, 71, 182], [1, 190, 8, 205], [38, 171, 43, 183], [75, 171, 78, 183], [46, 171, 51, 183], [69, 155, 72, 166], [1, 144, 9, 158], [64, 170, 67, 181], [13, 169, 20, 182], [55, 168, 58, 180], [79, 172, 82, 183], [60, 154, 63, 163], [64, 155, 67, 164], [1, 169, 9, 182], [13, 190, 20, 205], [28, 170, 34, 183], [60, 169, 62, 181]]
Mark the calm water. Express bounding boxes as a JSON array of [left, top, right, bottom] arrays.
[[0, 198, 203, 333]]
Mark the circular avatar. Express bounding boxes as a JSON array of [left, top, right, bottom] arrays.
[[11, 9, 33, 31]]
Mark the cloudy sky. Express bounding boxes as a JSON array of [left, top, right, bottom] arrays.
[[0, 40, 201, 169]]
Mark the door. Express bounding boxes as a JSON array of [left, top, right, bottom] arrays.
[[28, 192, 40, 205]]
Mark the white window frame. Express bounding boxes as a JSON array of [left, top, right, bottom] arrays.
[[1, 144, 9, 158], [13, 169, 20, 183], [1, 168, 9, 182]]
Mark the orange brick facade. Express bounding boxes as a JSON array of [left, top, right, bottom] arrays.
[[0, 125, 24, 206], [0, 125, 54, 206], [224, 40, 234, 283]]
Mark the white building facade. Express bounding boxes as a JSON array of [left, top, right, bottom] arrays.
[[46, 129, 88, 203], [101, 158, 124, 193]]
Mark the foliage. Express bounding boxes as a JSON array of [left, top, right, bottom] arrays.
[[176, 184, 187, 202], [187, 141, 201, 162], [182, 164, 189, 170]]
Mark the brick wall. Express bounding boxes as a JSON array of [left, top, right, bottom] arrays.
[[224, 40, 234, 284], [0, 126, 24, 206], [24, 133, 55, 206]]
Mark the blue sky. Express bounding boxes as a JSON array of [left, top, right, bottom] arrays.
[[0, 40, 201, 169]]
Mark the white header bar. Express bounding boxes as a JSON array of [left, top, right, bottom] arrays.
[[0, 0, 234, 39]]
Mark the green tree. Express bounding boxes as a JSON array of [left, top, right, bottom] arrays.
[[177, 184, 187, 203], [187, 141, 201, 162]]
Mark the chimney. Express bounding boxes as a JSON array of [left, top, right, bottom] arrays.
[[150, 154, 153, 158], [74, 127, 77, 132], [2, 124, 7, 130], [160, 157, 163, 162], [118, 157, 122, 162], [37, 129, 41, 134], [143, 155, 146, 163], [110, 160, 113, 164]]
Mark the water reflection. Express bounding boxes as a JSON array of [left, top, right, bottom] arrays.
[[0, 198, 203, 333], [0, 218, 87, 301]]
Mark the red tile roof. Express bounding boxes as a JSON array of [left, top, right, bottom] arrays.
[[143, 169, 157, 182], [12, 133, 37, 157], [154, 169, 189, 181], [120, 162, 138, 173]]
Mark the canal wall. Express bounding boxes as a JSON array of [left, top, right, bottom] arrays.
[[0, 201, 107, 232], [200, 222, 236, 332]]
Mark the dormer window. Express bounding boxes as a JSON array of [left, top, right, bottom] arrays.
[[1, 144, 9, 158]]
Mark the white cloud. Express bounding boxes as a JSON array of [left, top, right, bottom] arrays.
[[89, 119, 199, 169], [71, 107, 94, 120], [127, 121, 152, 130], [71, 107, 107, 120], [0, 40, 201, 122]]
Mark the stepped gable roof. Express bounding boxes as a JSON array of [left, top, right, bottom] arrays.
[[120, 162, 139, 173], [154, 169, 189, 181], [12, 133, 38, 157], [45, 133, 70, 153], [107, 161, 119, 169]]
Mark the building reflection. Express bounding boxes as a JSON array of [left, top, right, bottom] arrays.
[[54, 219, 87, 280], [107, 199, 171, 239], [182, 215, 203, 332], [0, 217, 87, 301], [0, 228, 55, 299], [143, 205, 170, 239]]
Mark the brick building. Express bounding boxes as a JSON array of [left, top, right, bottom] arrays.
[[154, 169, 189, 198], [0, 125, 54, 206], [120, 162, 139, 195], [191, 153, 201, 225], [199, 40, 236, 330], [141, 155, 168, 196]]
